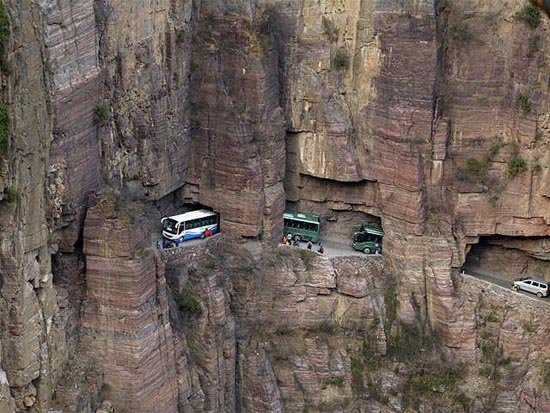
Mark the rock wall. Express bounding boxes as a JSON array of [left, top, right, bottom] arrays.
[[164, 241, 550, 412], [276, 0, 550, 347], [187, 6, 286, 240], [1, 0, 550, 412], [0, 1, 68, 411], [79, 191, 178, 413], [42, 0, 102, 251], [162, 241, 391, 413]]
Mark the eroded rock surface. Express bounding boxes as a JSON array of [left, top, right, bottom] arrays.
[[79, 191, 178, 413], [1, 0, 550, 412]]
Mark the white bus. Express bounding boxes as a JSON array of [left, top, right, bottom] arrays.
[[161, 209, 219, 242]]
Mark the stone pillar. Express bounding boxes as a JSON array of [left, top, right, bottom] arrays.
[[81, 191, 178, 413]]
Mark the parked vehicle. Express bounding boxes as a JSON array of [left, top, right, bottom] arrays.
[[161, 209, 219, 242], [283, 211, 320, 242], [511, 277, 549, 298], [352, 224, 384, 254]]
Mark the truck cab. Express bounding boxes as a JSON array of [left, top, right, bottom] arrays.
[[352, 224, 384, 254]]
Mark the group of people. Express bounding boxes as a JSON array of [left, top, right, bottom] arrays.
[[282, 234, 324, 254], [157, 229, 215, 250], [157, 238, 179, 249]]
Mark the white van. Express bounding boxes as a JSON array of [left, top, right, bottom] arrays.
[[512, 277, 549, 298]]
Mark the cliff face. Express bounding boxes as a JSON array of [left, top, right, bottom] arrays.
[[1, 0, 550, 412], [0, 1, 63, 411]]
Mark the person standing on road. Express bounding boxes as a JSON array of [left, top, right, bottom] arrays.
[[317, 243, 324, 254], [287, 233, 292, 244], [282, 235, 288, 245], [307, 241, 312, 250]]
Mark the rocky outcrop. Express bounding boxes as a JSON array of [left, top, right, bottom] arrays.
[[97, 0, 194, 202], [1, 0, 550, 411], [0, 1, 69, 411], [79, 191, 178, 413], [226, 246, 390, 412], [160, 237, 237, 413], [187, 7, 286, 240], [456, 275, 550, 412], [42, 0, 102, 251]]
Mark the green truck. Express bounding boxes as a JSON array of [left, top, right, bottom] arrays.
[[352, 224, 384, 254]]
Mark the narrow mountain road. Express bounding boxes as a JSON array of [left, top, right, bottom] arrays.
[[153, 232, 381, 260], [279, 238, 383, 259], [462, 266, 549, 304]]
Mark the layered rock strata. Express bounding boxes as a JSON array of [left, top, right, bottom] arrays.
[[80, 191, 178, 413], [187, 8, 286, 240], [0, 0, 550, 411], [0, 1, 68, 411]]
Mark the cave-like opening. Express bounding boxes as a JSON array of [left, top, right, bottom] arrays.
[[463, 235, 550, 282]]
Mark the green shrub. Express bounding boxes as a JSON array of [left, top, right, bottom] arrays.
[[190, 114, 202, 128], [449, 22, 473, 42], [190, 61, 200, 72], [508, 154, 527, 177], [0, 105, 9, 156], [175, 290, 202, 317], [350, 355, 363, 376], [516, 3, 541, 28], [387, 325, 437, 363], [175, 27, 185, 45], [517, 91, 532, 115], [0, 1, 10, 72], [466, 158, 486, 176], [322, 16, 339, 43], [4, 185, 17, 206], [94, 102, 110, 126], [326, 377, 345, 387], [488, 142, 502, 160], [333, 48, 349, 69], [400, 363, 468, 410]]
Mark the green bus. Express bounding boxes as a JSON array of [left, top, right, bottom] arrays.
[[283, 211, 321, 242], [352, 224, 384, 254]]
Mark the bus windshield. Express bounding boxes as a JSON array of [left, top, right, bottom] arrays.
[[162, 218, 178, 235], [353, 232, 382, 243]]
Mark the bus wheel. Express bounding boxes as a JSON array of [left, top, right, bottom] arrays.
[[200, 232, 206, 239], [363, 247, 372, 254]]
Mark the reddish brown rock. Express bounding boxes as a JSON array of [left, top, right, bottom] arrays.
[[80, 192, 178, 413], [187, 13, 286, 241]]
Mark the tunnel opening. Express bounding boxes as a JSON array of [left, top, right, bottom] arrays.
[[285, 201, 382, 244], [463, 235, 550, 282]]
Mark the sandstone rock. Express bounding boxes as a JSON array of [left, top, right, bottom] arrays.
[[80, 194, 178, 413], [188, 13, 286, 240]]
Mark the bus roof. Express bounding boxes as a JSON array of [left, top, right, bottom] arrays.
[[283, 210, 320, 223], [163, 209, 217, 224], [356, 225, 384, 236]]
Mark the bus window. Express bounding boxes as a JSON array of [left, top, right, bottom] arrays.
[[282, 211, 321, 243], [162, 209, 219, 241]]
